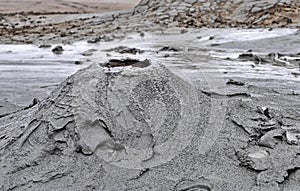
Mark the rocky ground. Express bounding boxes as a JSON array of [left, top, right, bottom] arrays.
[[135, 0, 300, 28], [0, 0, 299, 44], [0, 0, 300, 191]]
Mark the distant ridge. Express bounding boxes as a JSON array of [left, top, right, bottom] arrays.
[[133, 0, 300, 27]]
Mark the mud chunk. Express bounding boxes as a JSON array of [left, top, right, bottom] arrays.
[[255, 106, 272, 119], [159, 46, 180, 52], [262, 107, 271, 119], [139, 32, 145, 37], [180, 29, 187, 34], [87, 37, 100, 43], [282, 126, 300, 145], [259, 129, 284, 149], [49, 116, 73, 131], [238, 53, 269, 64], [38, 44, 51, 48], [237, 146, 271, 171], [259, 118, 278, 130], [238, 53, 255, 60], [248, 149, 269, 159], [28, 98, 40, 108], [226, 79, 245, 86], [52, 45, 64, 54], [87, 35, 113, 43], [81, 49, 97, 56], [75, 61, 83, 65], [210, 43, 220, 47]]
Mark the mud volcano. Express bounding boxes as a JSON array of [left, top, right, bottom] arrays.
[[0, 60, 212, 190]]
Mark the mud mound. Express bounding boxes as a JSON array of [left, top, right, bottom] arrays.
[[134, 0, 300, 27], [0, 62, 211, 190]]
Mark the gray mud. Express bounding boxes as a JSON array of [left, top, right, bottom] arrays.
[[0, 27, 300, 190]]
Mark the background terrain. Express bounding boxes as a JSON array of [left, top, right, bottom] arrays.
[[0, 0, 140, 14]]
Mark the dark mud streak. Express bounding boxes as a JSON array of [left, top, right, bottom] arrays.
[[8, 160, 39, 174], [19, 119, 42, 148], [230, 119, 251, 135], [7, 171, 71, 191], [129, 168, 150, 180], [201, 90, 251, 99], [226, 79, 245, 86], [95, 119, 114, 138], [281, 167, 300, 185]]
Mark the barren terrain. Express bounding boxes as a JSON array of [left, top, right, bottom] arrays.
[[0, 1, 300, 191], [0, 0, 140, 14]]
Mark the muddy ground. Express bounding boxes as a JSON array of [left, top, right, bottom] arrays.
[[0, 1, 300, 191]]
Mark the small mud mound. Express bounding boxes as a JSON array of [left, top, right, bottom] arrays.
[[0, 61, 211, 190]]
